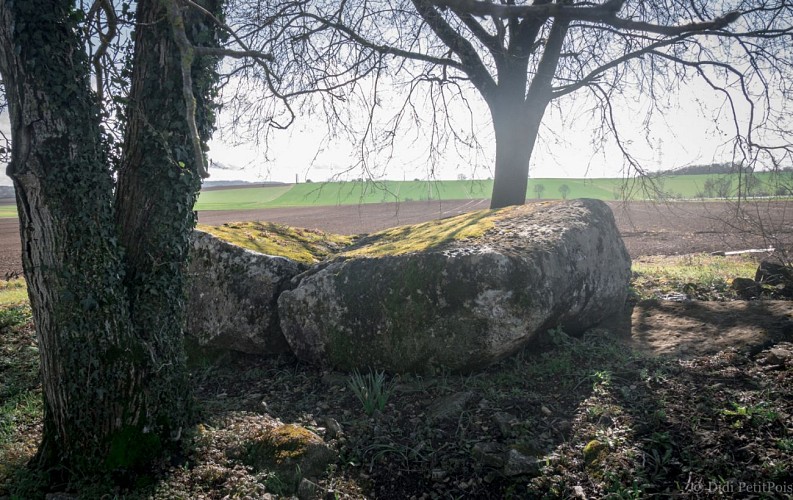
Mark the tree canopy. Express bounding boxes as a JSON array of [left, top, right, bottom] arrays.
[[219, 0, 793, 207]]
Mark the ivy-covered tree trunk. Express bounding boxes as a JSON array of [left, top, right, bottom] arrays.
[[113, 0, 221, 468], [0, 0, 219, 483]]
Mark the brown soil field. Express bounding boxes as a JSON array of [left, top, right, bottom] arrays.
[[0, 199, 789, 278]]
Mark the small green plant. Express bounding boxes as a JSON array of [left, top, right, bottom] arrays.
[[591, 370, 612, 389], [347, 369, 396, 416], [586, 404, 608, 420], [650, 408, 667, 425], [777, 438, 793, 452], [263, 467, 301, 496], [0, 305, 31, 331], [722, 402, 778, 428], [547, 326, 572, 347], [605, 476, 644, 499]]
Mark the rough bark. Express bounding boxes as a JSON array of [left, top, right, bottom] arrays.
[[113, 0, 218, 454], [0, 0, 142, 475], [487, 57, 546, 209], [0, 0, 220, 483]]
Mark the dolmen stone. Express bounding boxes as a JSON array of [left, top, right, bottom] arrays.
[[278, 199, 631, 373], [186, 230, 303, 354]]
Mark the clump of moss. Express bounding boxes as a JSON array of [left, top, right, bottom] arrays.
[[583, 439, 609, 467], [197, 222, 354, 264], [199, 204, 558, 262], [248, 424, 322, 464], [242, 424, 336, 488]]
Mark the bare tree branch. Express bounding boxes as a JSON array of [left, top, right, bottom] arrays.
[[410, 0, 497, 96], [430, 0, 743, 36], [163, 0, 208, 178], [299, 11, 465, 71], [217, 0, 792, 207], [193, 46, 273, 60]]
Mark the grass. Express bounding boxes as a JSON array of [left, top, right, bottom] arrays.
[[0, 204, 17, 219], [195, 185, 293, 210], [347, 369, 397, 416], [631, 253, 759, 300], [191, 172, 793, 210], [1, 252, 791, 497], [257, 179, 495, 207], [194, 179, 496, 211], [0, 299, 40, 490], [0, 279, 28, 307]]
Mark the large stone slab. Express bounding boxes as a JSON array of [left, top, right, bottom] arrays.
[[186, 230, 304, 354], [277, 199, 631, 373]]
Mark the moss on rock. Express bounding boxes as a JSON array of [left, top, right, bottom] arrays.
[[197, 221, 354, 264], [243, 424, 337, 491], [583, 439, 608, 467], [278, 199, 632, 374], [342, 206, 518, 257]]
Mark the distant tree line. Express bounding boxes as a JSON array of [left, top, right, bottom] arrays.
[[662, 162, 793, 176]]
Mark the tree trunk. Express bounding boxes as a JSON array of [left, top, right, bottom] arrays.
[[113, 0, 220, 463], [488, 18, 565, 209], [0, 0, 143, 476], [488, 96, 546, 209], [0, 0, 220, 484]]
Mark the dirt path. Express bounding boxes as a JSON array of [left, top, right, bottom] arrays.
[[614, 299, 793, 358]]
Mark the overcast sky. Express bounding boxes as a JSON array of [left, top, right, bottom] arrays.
[[0, 71, 764, 187], [204, 79, 745, 185]]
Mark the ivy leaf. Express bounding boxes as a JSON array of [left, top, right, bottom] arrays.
[[80, 295, 98, 311]]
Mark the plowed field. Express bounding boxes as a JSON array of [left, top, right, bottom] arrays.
[[0, 199, 788, 277]]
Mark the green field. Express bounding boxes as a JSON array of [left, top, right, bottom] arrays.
[[0, 204, 16, 219], [190, 178, 617, 211], [192, 172, 791, 210], [193, 172, 789, 211], [0, 172, 789, 217], [195, 185, 293, 210]]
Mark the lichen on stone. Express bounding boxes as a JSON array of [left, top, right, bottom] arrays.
[[278, 199, 632, 374]]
